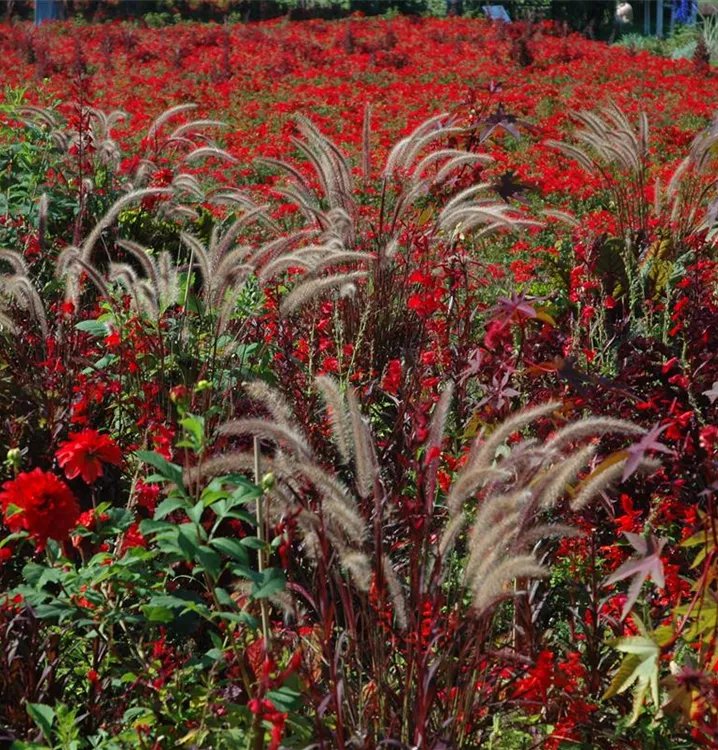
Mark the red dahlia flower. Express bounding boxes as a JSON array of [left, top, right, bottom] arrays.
[[0, 469, 80, 546], [56, 430, 122, 484]]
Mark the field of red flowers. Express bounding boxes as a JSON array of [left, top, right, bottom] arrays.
[[2, 14, 718, 750]]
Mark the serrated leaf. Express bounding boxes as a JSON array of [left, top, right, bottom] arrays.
[[604, 533, 667, 620], [604, 633, 660, 725]]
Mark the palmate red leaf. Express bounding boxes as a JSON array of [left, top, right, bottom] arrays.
[[622, 423, 673, 482], [605, 532, 667, 620]]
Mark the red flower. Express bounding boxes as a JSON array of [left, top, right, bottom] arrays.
[[56, 430, 122, 484], [0, 469, 80, 546], [382, 359, 403, 395]]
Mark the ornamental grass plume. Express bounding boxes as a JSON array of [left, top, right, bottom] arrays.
[[196, 378, 658, 621]]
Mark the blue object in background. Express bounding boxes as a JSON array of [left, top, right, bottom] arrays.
[[35, 0, 63, 24], [483, 5, 511, 22], [672, 0, 698, 23]]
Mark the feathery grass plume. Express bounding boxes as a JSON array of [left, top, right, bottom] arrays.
[[116, 240, 159, 291], [298, 464, 367, 545], [535, 444, 596, 509], [433, 401, 653, 614], [172, 174, 206, 202], [543, 417, 646, 455], [218, 419, 312, 459], [207, 380, 653, 638], [279, 271, 367, 317], [0, 255, 48, 337], [0, 309, 16, 333], [341, 551, 373, 591], [412, 149, 487, 178], [468, 402, 561, 476], [170, 119, 227, 140], [546, 103, 654, 237], [37, 193, 48, 255], [183, 147, 237, 165], [570, 459, 627, 511], [184, 452, 262, 491], [0, 249, 30, 275], [315, 375, 353, 464], [257, 112, 533, 324], [544, 140, 597, 173], [17, 105, 60, 131], [244, 380, 300, 432], [146, 103, 198, 144], [180, 207, 268, 311], [443, 466, 510, 521], [384, 114, 462, 177], [428, 382, 454, 459], [108, 244, 182, 318], [440, 201, 539, 236], [346, 386, 379, 498], [520, 523, 582, 548], [381, 554, 408, 630], [206, 381, 373, 589], [463, 505, 522, 587], [541, 208, 580, 227], [80, 188, 174, 264], [552, 101, 718, 247], [569, 455, 660, 511], [472, 556, 548, 616], [260, 248, 374, 282]]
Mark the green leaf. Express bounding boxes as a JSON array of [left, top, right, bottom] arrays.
[[143, 605, 175, 623], [218, 610, 258, 628], [177, 526, 200, 562], [75, 319, 110, 337], [251, 568, 286, 599], [196, 546, 222, 578], [186, 500, 205, 525], [154, 497, 188, 520], [211, 537, 249, 563], [240, 536, 266, 550], [179, 414, 205, 452], [136, 451, 185, 492], [33, 603, 73, 620], [122, 707, 155, 726], [213, 587, 235, 607], [266, 686, 302, 712], [604, 634, 660, 725], [139, 519, 175, 535], [26, 703, 55, 743], [22, 563, 62, 588]]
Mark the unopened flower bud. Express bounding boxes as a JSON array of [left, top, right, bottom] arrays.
[[170, 385, 188, 404], [261, 472, 276, 492], [6, 448, 21, 470], [195, 379, 211, 393]]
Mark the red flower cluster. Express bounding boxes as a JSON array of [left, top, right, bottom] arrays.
[[0, 469, 80, 547]]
